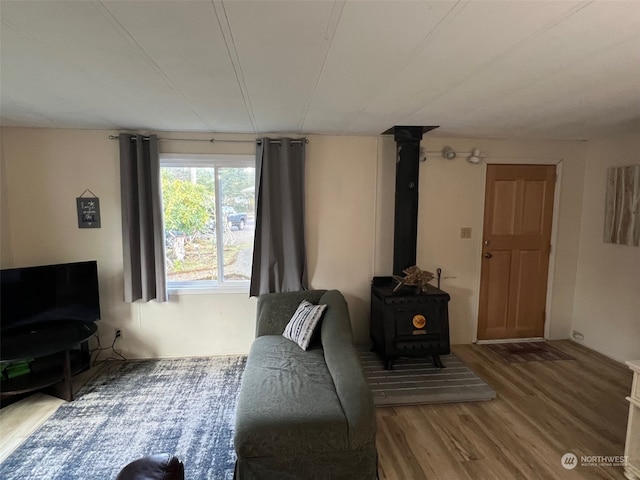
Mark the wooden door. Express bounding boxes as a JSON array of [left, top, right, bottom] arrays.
[[477, 164, 556, 340]]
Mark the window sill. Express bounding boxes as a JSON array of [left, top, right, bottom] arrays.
[[168, 282, 250, 296]]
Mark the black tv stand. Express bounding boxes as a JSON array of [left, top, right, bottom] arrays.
[[1, 321, 97, 404]]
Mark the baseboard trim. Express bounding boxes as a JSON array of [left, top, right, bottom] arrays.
[[476, 337, 545, 345], [568, 338, 627, 365]]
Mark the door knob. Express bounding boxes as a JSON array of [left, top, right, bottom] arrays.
[[484, 253, 492, 259]]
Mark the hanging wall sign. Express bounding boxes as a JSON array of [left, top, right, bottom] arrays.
[[76, 189, 101, 228]]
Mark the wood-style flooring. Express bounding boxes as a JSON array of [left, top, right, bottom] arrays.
[[0, 341, 633, 479], [377, 340, 633, 480], [0, 393, 64, 463], [0, 362, 104, 462]]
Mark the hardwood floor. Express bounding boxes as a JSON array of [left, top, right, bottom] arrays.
[[376, 340, 633, 480], [0, 362, 105, 462], [0, 393, 64, 463], [0, 341, 633, 479]]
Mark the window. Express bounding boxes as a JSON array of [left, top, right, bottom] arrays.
[[160, 154, 255, 292]]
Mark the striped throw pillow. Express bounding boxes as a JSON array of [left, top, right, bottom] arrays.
[[283, 300, 328, 350]]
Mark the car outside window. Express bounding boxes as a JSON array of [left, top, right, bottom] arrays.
[[160, 154, 255, 293]]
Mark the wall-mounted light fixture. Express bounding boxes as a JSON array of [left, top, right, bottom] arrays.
[[441, 146, 456, 160], [467, 148, 482, 164], [421, 146, 485, 164]]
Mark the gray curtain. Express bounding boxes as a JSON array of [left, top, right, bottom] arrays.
[[250, 138, 307, 296], [119, 134, 167, 302]]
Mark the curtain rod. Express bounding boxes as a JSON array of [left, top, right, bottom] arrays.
[[108, 135, 308, 145]]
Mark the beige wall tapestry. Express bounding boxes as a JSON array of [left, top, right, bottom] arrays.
[[604, 164, 640, 247]]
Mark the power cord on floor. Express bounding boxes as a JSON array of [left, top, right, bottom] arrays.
[[90, 330, 127, 365]]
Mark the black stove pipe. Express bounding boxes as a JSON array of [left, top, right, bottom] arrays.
[[383, 126, 438, 276]]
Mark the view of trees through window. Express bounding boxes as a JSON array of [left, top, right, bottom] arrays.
[[161, 161, 255, 284]]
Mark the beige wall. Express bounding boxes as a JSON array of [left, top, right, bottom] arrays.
[[7, 127, 634, 360], [0, 129, 14, 266], [572, 130, 640, 362], [0, 128, 640, 360], [375, 135, 587, 344], [0, 129, 257, 358], [305, 135, 378, 343], [0, 128, 379, 356]]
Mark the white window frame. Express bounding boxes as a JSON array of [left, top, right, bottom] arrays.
[[160, 153, 255, 295]]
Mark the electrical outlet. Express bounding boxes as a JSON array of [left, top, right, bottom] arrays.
[[460, 227, 472, 239], [115, 329, 122, 339], [572, 330, 584, 341]]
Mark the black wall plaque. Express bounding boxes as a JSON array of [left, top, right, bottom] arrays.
[[76, 195, 101, 228]]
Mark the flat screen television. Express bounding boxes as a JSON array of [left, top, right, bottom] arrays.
[[1, 261, 101, 333]]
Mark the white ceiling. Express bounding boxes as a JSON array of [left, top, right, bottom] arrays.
[[1, 0, 639, 140]]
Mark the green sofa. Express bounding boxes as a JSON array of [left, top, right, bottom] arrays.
[[234, 290, 377, 480]]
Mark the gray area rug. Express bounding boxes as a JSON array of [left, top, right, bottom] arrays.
[[0, 356, 246, 480], [359, 351, 496, 406]]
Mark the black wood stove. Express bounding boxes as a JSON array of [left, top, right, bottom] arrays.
[[371, 125, 451, 370], [371, 277, 450, 370]]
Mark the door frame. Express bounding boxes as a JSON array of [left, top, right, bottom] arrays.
[[472, 158, 563, 343]]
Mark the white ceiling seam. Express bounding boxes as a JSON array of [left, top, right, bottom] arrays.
[[1, 0, 638, 139], [408, 2, 640, 133], [212, 0, 258, 134], [412, 0, 467, 57], [297, 0, 345, 135], [401, 1, 594, 122], [345, 0, 464, 132], [299, 1, 460, 134], [342, 1, 574, 128], [0, 13, 130, 129], [443, 29, 640, 131], [94, 1, 214, 131]]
